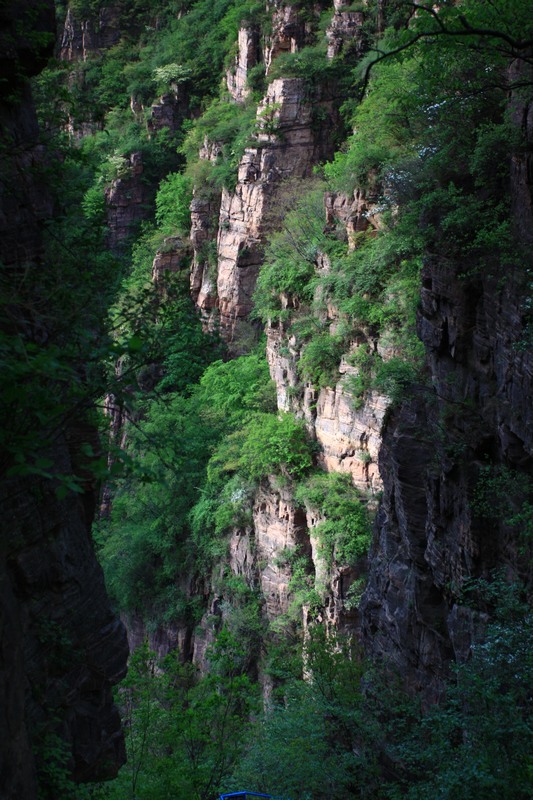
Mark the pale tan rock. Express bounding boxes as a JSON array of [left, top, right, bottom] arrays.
[[314, 383, 386, 494], [253, 479, 309, 620], [326, 1, 365, 60], [216, 78, 339, 343], [227, 26, 260, 102], [264, 3, 306, 74], [189, 191, 221, 321], [266, 322, 386, 493], [151, 237, 191, 285]]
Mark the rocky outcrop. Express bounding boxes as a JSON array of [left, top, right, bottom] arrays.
[[227, 25, 261, 102], [59, 5, 122, 61], [326, 0, 365, 60], [304, 509, 362, 637], [148, 91, 188, 135], [314, 382, 385, 493], [324, 188, 381, 245], [216, 76, 341, 344], [264, 2, 313, 73], [105, 152, 149, 251], [360, 207, 533, 699], [151, 236, 192, 285], [1, 465, 128, 787], [125, 605, 195, 664], [253, 479, 310, 620], [266, 323, 385, 493], [190, 191, 222, 318]]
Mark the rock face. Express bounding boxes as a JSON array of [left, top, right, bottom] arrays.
[[0, 4, 128, 794], [105, 152, 149, 252], [326, 0, 365, 59], [264, 2, 312, 73], [324, 188, 381, 245], [314, 383, 385, 492], [360, 196, 533, 698], [182, 1, 531, 701], [190, 194, 221, 316], [59, 5, 122, 61], [151, 236, 192, 285], [266, 322, 385, 493], [215, 76, 341, 344], [148, 91, 188, 135], [227, 25, 261, 102], [253, 479, 310, 620]]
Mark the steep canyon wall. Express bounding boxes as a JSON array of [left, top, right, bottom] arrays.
[[183, 0, 532, 695], [8, 7, 533, 797]]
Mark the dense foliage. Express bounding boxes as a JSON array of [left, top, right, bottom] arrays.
[[52, 590, 532, 800], [19, 0, 533, 797]]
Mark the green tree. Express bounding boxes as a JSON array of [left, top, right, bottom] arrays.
[[103, 632, 258, 800]]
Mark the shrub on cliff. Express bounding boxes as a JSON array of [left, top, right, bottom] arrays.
[[296, 472, 372, 567], [238, 412, 316, 480]]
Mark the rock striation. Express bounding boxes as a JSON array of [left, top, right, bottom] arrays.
[[59, 5, 122, 62], [227, 25, 261, 102], [326, 0, 366, 60], [215, 76, 341, 344], [360, 167, 533, 698], [104, 151, 149, 252], [253, 479, 311, 620], [266, 322, 386, 493]]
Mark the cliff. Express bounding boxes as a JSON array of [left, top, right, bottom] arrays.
[[183, 1, 533, 697], [14, 1, 531, 792], [92, 2, 532, 687]]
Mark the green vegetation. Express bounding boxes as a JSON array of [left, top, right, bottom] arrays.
[[182, 95, 259, 192], [97, 348, 279, 620], [155, 173, 193, 237], [89, 586, 531, 800], [13, 1, 533, 798], [254, 182, 424, 400], [296, 472, 372, 567], [102, 634, 259, 800], [471, 464, 533, 547]]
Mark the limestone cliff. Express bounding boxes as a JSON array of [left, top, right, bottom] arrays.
[[359, 60, 533, 696], [59, 4, 122, 62], [185, 0, 532, 697], [41, 0, 532, 726]]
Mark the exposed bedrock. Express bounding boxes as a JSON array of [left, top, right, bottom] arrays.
[[104, 151, 149, 252], [190, 191, 222, 318], [266, 321, 386, 493], [326, 0, 366, 59], [216, 76, 341, 345], [253, 478, 311, 620], [227, 24, 261, 102], [59, 5, 122, 61], [360, 250, 533, 696], [264, 2, 313, 73]]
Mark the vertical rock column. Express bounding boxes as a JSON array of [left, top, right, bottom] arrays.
[[216, 76, 340, 345], [253, 479, 311, 620]]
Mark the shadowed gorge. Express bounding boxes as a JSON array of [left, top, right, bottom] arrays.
[[1, 1, 531, 798]]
